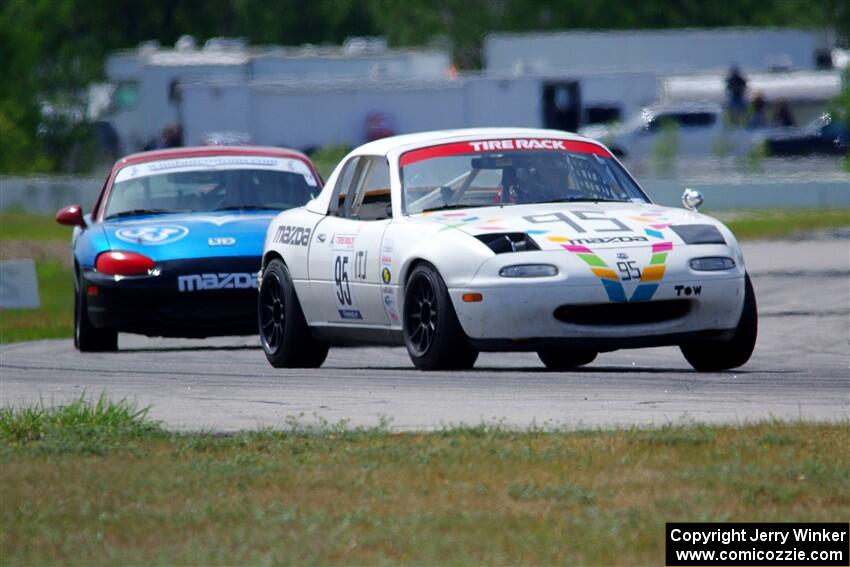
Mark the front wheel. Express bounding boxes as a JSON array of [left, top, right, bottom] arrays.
[[74, 275, 117, 352], [680, 273, 758, 371], [403, 264, 478, 370], [537, 348, 597, 370], [259, 259, 328, 368]]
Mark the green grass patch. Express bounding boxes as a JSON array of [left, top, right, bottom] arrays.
[[0, 260, 73, 342], [1, 407, 847, 565], [0, 394, 161, 453], [722, 208, 850, 240], [309, 144, 351, 180], [0, 211, 72, 240], [1, 210, 74, 342]]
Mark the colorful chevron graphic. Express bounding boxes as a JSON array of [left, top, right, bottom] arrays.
[[426, 211, 509, 232], [547, 217, 674, 302]]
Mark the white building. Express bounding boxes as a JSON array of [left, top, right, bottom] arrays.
[[101, 36, 451, 152], [483, 28, 828, 74], [178, 69, 662, 149]]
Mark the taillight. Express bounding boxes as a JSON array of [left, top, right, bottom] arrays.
[[95, 251, 156, 276]]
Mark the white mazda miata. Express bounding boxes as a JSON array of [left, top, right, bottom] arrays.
[[258, 128, 756, 371]]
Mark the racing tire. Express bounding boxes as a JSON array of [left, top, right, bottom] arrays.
[[680, 273, 758, 371], [74, 274, 118, 352], [259, 259, 329, 368], [537, 348, 597, 370], [403, 263, 478, 371]]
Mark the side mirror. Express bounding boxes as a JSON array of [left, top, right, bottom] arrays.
[[56, 204, 86, 228], [681, 188, 704, 211]]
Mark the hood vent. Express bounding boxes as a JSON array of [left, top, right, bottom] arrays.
[[476, 232, 541, 254], [670, 224, 725, 245]]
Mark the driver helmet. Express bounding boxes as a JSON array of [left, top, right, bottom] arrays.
[[508, 153, 571, 203]]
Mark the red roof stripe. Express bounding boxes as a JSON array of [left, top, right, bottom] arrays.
[[400, 138, 610, 167]]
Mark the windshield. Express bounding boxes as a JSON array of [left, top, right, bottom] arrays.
[[104, 156, 320, 219], [400, 139, 649, 215]]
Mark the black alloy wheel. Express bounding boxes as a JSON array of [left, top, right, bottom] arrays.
[[403, 263, 478, 370], [259, 268, 285, 353], [258, 258, 329, 368], [405, 271, 438, 357]]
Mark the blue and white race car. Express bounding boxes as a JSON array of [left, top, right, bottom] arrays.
[[56, 146, 322, 351]]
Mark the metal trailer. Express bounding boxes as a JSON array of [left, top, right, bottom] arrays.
[[101, 37, 451, 152], [483, 28, 827, 75], [179, 70, 660, 150]]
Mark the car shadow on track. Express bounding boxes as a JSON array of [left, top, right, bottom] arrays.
[[332, 365, 786, 375], [118, 345, 261, 353], [330, 365, 799, 376]]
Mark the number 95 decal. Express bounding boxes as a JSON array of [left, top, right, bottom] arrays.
[[617, 260, 641, 280], [331, 236, 363, 320], [334, 255, 352, 305]]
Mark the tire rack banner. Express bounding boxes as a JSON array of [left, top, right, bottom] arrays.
[[399, 138, 612, 167]]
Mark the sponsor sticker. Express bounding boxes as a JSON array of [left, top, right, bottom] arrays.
[[400, 138, 611, 167], [379, 239, 400, 322], [115, 156, 318, 186], [468, 139, 566, 151], [273, 225, 311, 246], [208, 237, 236, 247], [115, 225, 189, 245], [177, 272, 258, 292], [674, 284, 702, 297], [338, 309, 363, 320]]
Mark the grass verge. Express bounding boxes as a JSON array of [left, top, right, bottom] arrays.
[[1, 400, 847, 565], [0, 394, 161, 450], [0, 260, 73, 342], [0, 211, 73, 240], [721, 208, 850, 240]]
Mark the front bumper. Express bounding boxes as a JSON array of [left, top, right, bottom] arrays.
[[448, 246, 746, 349], [82, 256, 261, 338]]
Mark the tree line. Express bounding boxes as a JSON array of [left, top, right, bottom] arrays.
[[1, 0, 847, 173]]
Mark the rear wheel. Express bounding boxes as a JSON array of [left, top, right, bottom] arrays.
[[74, 273, 117, 352], [537, 348, 597, 370], [259, 258, 328, 368], [403, 264, 478, 370], [680, 273, 758, 371]]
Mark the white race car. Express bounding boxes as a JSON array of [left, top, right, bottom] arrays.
[[258, 128, 756, 371]]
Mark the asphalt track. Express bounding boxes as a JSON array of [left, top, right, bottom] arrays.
[[1, 240, 848, 432]]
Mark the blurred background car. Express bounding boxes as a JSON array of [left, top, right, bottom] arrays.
[[761, 113, 850, 156], [578, 103, 762, 160]]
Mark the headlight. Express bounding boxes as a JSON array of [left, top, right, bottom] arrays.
[[499, 264, 558, 278], [690, 257, 736, 271], [95, 251, 157, 276]]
